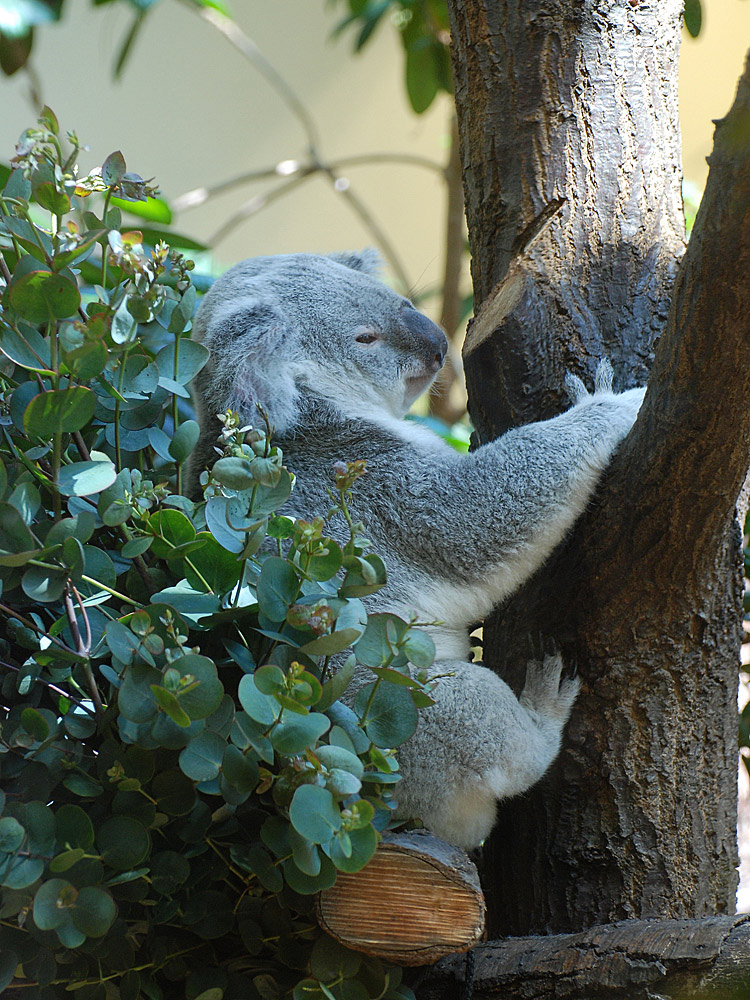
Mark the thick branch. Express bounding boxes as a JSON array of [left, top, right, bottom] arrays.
[[599, 51, 750, 609], [417, 916, 750, 999]]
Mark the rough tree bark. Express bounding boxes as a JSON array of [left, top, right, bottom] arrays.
[[429, 0, 750, 988]]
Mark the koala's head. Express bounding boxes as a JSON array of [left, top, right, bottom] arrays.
[[192, 251, 448, 434]]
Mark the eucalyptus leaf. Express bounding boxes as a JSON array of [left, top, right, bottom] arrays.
[[289, 784, 341, 845], [58, 459, 117, 497]]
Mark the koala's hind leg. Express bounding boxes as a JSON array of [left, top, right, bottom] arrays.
[[393, 656, 580, 850], [520, 653, 580, 727]]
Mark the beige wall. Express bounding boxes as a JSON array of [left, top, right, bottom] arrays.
[[679, 0, 750, 194], [1, 2, 749, 293]]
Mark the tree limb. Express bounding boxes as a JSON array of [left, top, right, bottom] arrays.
[[416, 916, 750, 999]]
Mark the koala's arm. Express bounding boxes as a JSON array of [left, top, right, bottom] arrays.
[[366, 371, 644, 625]]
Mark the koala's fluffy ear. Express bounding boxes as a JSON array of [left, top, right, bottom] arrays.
[[196, 294, 301, 434], [327, 248, 381, 276]]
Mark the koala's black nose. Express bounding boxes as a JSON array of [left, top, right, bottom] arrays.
[[401, 306, 448, 371]]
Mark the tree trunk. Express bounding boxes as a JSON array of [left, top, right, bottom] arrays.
[[445, 0, 750, 939]]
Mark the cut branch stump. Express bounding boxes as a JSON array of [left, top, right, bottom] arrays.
[[315, 830, 485, 966]]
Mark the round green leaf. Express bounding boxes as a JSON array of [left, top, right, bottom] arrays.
[[148, 508, 195, 558], [315, 744, 364, 780], [155, 338, 209, 385], [97, 816, 150, 870], [3, 857, 44, 889], [178, 730, 226, 781], [327, 824, 378, 874], [20, 707, 50, 742], [58, 459, 117, 497], [24, 387, 96, 437], [230, 843, 283, 893], [71, 886, 116, 938], [238, 674, 280, 726], [403, 627, 435, 669], [0, 500, 37, 563], [222, 744, 259, 794], [55, 921, 86, 949], [270, 712, 330, 755], [34, 181, 71, 216], [289, 825, 321, 877], [257, 557, 300, 622], [168, 419, 200, 463], [0, 817, 24, 853], [253, 664, 284, 695], [354, 682, 418, 749], [307, 540, 343, 581], [184, 533, 242, 593], [55, 804, 94, 850], [33, 878, 76, 930], [168, 653, 224, 720], [0, 323, 52, 372], [0, 949, 18, 994], [62, 338, 108, 380], [9, 270, 81, 322], [151, 850, 191, 896], [21, 564, 66, 603], [310, 932, 362, 981], [152, 769, 196, 816], [289, 784, 342, 845], [211, 456, 255, 491], [282, 853, 337, 895], [355, 613, 408, 669]]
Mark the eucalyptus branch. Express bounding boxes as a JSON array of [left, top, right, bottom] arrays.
[[172, 152, 443, 213], [0, 660, 96, 717], [196, 7, 322, 155], [73, 430, 90, 461], [0, 250, 12, 284], [324, 169, 411, 293], [63, 583, 102, 718], [0, 602, 72, 653], [207, 172, 313, 247]]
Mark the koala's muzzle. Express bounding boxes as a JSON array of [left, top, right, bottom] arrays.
[[401, 306, 448, 373]]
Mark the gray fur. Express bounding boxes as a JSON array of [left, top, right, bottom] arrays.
[[190, 251, 646, 849]]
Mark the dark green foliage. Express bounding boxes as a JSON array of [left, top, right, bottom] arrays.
[[0, 114, 435, 999], [684, 0, 703, 38], [331, 0, 452, 114], [0, 0, 226, 79]]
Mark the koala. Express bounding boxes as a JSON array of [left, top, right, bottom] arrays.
[[190, 250, 645, 850]]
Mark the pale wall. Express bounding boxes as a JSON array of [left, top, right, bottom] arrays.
[[1, 1, 749, 295]]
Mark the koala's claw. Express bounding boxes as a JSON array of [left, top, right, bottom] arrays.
[[565, 357, 617, 406], [593, 358, 614, 394], [564, 371, 588, 404]]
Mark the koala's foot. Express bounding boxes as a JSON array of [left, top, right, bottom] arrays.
[[519, 653, 580, 724], [392, 658, 581, 849]]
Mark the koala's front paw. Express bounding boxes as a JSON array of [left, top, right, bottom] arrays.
[[565, 359, 646, 424], [565, 357, 615, 405]]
